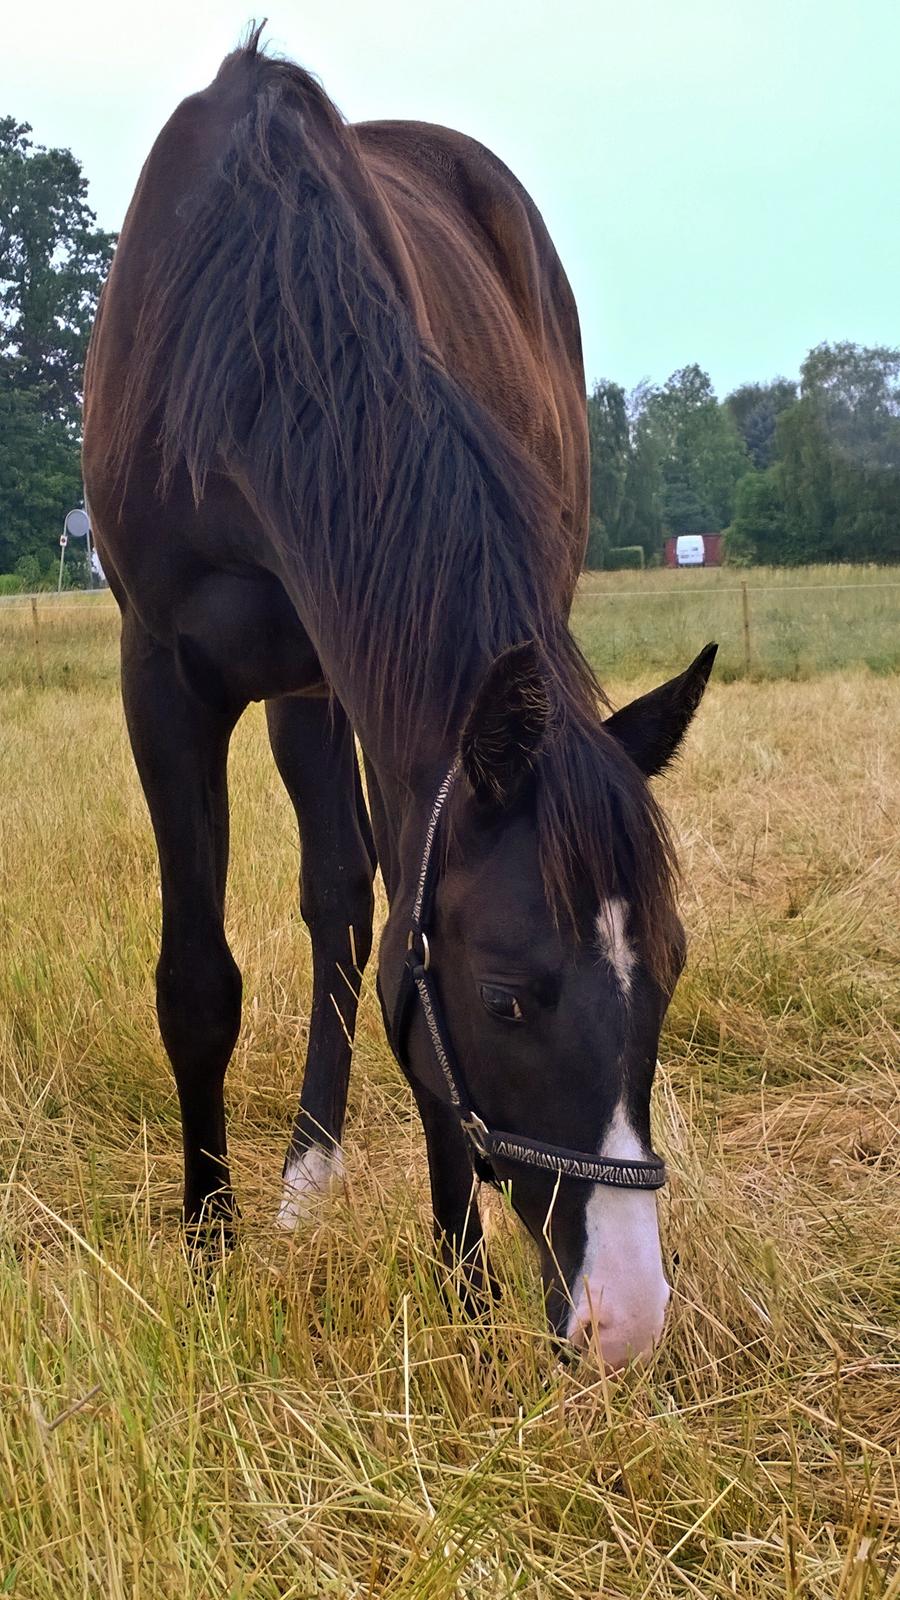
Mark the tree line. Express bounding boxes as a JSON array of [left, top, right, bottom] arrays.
[[588, 344, 900, 567], [2, 116, 899, 583]]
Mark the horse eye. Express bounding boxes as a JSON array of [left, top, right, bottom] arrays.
[[480, 984, 524, 1022]]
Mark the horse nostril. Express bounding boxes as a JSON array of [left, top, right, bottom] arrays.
[[569, 1324, 634, 1375], [566, 1284, 671, 1373]]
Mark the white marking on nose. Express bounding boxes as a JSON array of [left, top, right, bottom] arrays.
[[566, 1102, 669, 1371], [595, 898, 636, 997], [276, 1144, 345, 1232]]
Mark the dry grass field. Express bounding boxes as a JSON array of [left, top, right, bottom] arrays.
[[0, 570, 898, 1597]]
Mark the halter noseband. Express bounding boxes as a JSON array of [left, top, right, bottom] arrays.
[[383, 761, 667, 1193]]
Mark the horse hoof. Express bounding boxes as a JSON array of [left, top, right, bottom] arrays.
[[276, 1144, 345, 1232], [183, 1196, 239, 1257]]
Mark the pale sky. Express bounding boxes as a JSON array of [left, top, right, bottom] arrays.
[[3, 0, 898, 398]]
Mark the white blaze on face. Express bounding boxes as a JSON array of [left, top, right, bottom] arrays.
[[276, 1144, 345, 1232], [566, 1103, 670, 1371], [595, 899, 636, 998]]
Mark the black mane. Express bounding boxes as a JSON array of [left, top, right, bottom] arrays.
[[109, 38, 678, 979]]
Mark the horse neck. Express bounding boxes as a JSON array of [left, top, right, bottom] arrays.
[[112, 45, 563, 807], [306, 600, 481, 835]]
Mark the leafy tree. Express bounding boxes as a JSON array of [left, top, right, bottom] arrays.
[[800, 341, 900, 470], [774, 343, 900, 563], [619, 401, 665, 560], [725, 378, 797, 469], [0, 118, 114, 573], [728, 466, 788, 563], [642, 366, 748, 538], [586, 379, 629, 566], [774, 400, 837, 562], [0, 383, 82, 572], [0, 117, 115, 424]]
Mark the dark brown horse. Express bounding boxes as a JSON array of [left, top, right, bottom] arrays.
[[83, 32, 715, 1370]]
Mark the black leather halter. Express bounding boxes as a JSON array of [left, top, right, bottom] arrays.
[[384, 761, 667, 1192]]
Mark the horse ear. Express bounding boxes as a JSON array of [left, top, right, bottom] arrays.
[[604, 642, 717, 777], [460, 642, 551, 807]]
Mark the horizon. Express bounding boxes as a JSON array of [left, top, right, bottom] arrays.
[[3, 1, 898, 398]]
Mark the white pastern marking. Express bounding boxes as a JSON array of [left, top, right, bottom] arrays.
[[595, 898, 636, 997], [566, 1103, 670, 1368], [276, 1145, 345, 1232]]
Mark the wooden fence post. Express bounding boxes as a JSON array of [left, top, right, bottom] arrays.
[[30, 596, 45, 688], [741, 581, 752, 677]]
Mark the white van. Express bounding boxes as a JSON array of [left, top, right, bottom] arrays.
[[675, 534, 705, 567]]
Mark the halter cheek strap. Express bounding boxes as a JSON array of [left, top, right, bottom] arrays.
[[383, 762, 667, 1193]]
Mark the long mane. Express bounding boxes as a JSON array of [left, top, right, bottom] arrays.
[[107, 33, 679, 979]]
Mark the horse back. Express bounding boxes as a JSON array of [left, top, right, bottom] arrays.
[[356, 120, 588, 558]]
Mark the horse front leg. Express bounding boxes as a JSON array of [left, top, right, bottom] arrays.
[[121, 610, 244, 1235], [265, 694, 376, 1228]]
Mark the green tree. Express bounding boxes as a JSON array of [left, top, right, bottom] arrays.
[[644, 366, 748, 538], [618, 393, 665, 561], [728, 466, 788, 563], [774, 343, 900, 563], [725, 378, 797, 469], [0, 384, 82, 573], [1, 117, 115, 423], [586, 379, 629, 566], [0, 118, 114, 573], [800, 341, 900, 470], [775, 400, 837, 562]]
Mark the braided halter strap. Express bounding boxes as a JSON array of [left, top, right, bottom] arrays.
[[385, 763, 667, 1192]]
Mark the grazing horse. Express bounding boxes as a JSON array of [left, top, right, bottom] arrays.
[[83, 33, 715, 1370]]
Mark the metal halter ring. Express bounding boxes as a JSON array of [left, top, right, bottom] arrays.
[[407, 930, 431, 971], [460, 1113, 491, 1158]]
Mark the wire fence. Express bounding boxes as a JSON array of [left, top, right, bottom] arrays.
[[573, 572, 900, 681], [0, 590, 115, 610], [2, 573, 898, 688], [578, 580, 900, 597]]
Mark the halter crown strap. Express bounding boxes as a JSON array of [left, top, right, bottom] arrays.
[[411, 757, 460, 930], [385, 762, 667, 1193]]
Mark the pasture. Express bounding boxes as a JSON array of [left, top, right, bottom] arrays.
[[0, 568, 898, 1598]]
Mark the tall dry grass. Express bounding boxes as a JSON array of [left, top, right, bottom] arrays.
[[0, 595, 898, 1596]]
